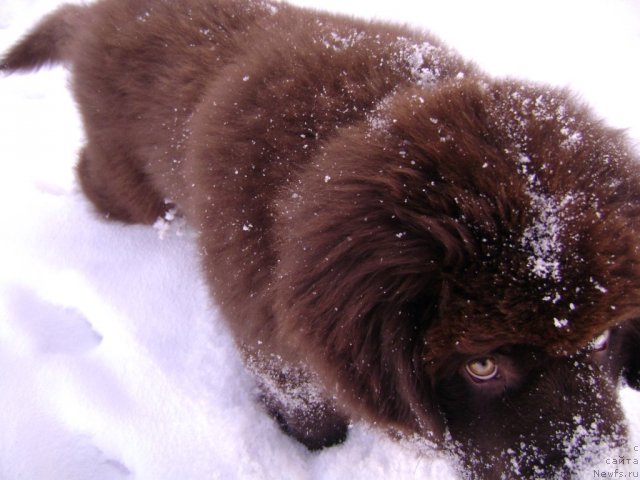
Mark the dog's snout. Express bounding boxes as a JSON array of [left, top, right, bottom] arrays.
[[446, 357, 627, 479]]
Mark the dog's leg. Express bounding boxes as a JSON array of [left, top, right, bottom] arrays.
[[248, 352, 349, 450], [77, 144, 168, 224]]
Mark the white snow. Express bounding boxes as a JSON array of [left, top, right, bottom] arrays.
[[395, 38, 452, 86], [520, 176, 574, 283], [320, 30, 366, 52], [1, 0, 640, 479]]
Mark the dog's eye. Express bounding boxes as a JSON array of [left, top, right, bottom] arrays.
[[590, 329, 610, 351], [465, 357, 498, 381]]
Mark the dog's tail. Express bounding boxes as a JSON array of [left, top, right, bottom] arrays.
[[1, 4, 88, 73]]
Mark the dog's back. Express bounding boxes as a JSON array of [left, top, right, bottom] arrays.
[[4, 0, 284, 223]]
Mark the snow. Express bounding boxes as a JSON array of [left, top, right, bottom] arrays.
[[320, 30, 366, 52], [395, 38, 453, 86], [1, 0, 640, 479], [520, 176, 573, 283]]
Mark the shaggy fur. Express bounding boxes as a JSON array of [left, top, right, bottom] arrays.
[[5, 0, 640, 477]]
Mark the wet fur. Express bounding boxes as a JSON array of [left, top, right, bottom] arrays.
[[5, 0, 640, 477]]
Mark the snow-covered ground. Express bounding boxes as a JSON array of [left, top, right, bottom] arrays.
[[1, 1, 639, 479]]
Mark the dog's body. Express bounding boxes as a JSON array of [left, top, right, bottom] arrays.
[[5, 1, 640, 478]]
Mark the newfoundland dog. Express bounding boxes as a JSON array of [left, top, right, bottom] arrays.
[[4, 0, 640, 477]]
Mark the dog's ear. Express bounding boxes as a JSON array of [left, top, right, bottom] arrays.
[[271, 127, 474, 439], [618, 318, 640, 389]]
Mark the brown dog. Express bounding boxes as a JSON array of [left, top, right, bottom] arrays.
[[4, 0, 640, 477]]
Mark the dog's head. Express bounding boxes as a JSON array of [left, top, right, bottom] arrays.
[[274, 78, 640, 478]]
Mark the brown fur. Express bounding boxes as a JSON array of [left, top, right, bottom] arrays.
[[5, 0, 640, 477]]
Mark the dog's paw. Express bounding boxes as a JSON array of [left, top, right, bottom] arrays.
[[261, 394, 349, 451]]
